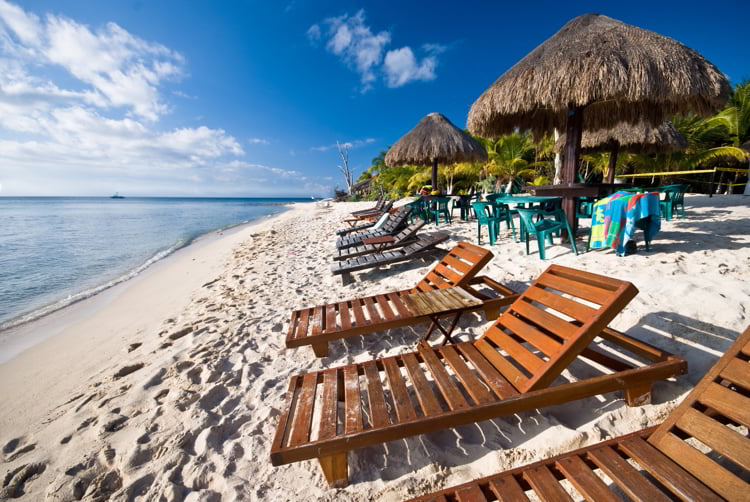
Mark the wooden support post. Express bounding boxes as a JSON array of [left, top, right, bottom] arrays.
[[562, 105, 584, 240], [319, 452, 348, 488], [312, 341, 329, 358], [607, 143, 619, 184], [431, 158, 438, 193], [625, 383, 652, 406]]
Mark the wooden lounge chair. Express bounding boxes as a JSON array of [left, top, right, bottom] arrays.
[[340, 201, 395, 231], [290, 241, 518, 357], [333, 221, 425, 261], [350, 196, 384, 216], [406, 325, 750, 502], [271, 265, 687, 487], [336, 206, 412, 249], [332, 232, 450, 285]]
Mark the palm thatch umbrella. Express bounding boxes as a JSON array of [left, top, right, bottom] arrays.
[[385, 113, 487, 193], [468, 13, 729, 231], [468, 14, 728, 180], [556, 121, 688, 182]]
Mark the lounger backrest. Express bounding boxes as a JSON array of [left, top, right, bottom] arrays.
[[476, 264, 638, 393], [381, 206, 410, 232], [646, 325, 750, 500], [393, 221, 425, 244], [413, 241, 493, 292]]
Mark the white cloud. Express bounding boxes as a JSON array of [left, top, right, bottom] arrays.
[[308, 10, 445, 92], [0, 0, 183, 120], [249, 137, 270, 145], [311, 138, 375, 152], [384, 47, 437, 88], [306, 24, 321, 44]]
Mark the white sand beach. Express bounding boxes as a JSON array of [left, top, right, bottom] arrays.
[[1, 195, 748, 501]]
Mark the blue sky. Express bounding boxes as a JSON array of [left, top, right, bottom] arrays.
[[0, 0, 746, 197]]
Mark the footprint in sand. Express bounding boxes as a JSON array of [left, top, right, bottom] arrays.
[[113, 363, 145, 380], [1, 462, 46, 498]]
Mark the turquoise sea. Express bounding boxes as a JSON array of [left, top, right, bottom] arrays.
[[0, 197, 311, 330]]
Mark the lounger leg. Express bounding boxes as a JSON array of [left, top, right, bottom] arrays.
[[318, 452, 348, 488], [311, 341, 329, 358], [484, 305, 501, 321], [625, 383, 652, 406], [341, 272, 353, 286]]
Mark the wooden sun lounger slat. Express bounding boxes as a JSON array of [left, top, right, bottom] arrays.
[[319, 369, 339, 441], [441, 253, 473, 274], [344, 365, 362, 434], [522, 466, 573, 502], [387, 292, 412, 318], [383, 358, 417, 422], [473, 338, 530, 390], [311, 306, 323, 337], [325, 304, 337, 334], [522, 286, 597, 323], [489, 476, 531, 502], [376, 294, 397, 321], [677, 407, 750, 471], [698, 382, 750, 427], [351, 299, 366, 328], [719, 357, 750, 391], [619, 435, 724, 501], [554, 455, 619, 502], [402, 352, 443, 417], [486, 327, 545, 375], [363, 296, 381, 324], [289, 373, 317, 447], [455, 343, 518, 399], [338, 302, 352, 331], [418, 344, 469, 411], [439, 345, 494, 406], [452, 485, 487, 502], [509, 300, 577, 341], [588, 445, 673, 502], [500, 314, 562, 358], [272, 376, 299, 453], [433, 263, 463, 286], [364, 361, 389, 428], [536, 272, 609, 306]]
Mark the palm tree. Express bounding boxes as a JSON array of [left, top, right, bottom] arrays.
[[486, 132, 538, 188], [701, 82, 750, 192]]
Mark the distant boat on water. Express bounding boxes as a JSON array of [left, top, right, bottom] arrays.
[[111, 192, 125, 199]]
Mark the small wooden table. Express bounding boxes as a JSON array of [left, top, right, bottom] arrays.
[[361, 235, 396, 251], [401, 288, 483, 345]]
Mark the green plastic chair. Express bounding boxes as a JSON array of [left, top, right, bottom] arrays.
[[407, 198, 428, 223], [659, 188, 679, 221], [471, 201, 502, 245], [485, 196, 517, 241], [429, 197, 452, 226], [516, 208, 578, 260]]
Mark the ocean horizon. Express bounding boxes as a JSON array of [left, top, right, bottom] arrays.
[[0, 196, 314, 330]]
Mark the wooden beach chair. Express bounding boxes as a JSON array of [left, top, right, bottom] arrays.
[[333, 221, 425, 261], [336, 206, 412, 249], [406, 325, 750, 502], [340, 201, 395, 231], [332, 232, 451, 285], [289, 242, 517, 357], [350, 196, 384, 216], [271, 265, 687, 487]]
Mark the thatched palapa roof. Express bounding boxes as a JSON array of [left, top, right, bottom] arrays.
[[555, 121, 688, 154], [385, 113, 487, 166], [468, 13, 730, 138]]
